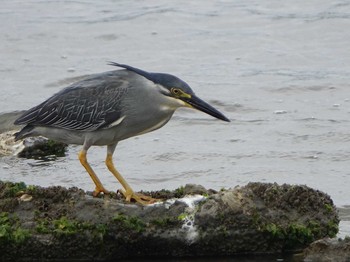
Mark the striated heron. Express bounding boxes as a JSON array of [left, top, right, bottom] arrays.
[[14, 62, 230, 205]]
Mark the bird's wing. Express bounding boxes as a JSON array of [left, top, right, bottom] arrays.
[[15, 74, 129, 131]]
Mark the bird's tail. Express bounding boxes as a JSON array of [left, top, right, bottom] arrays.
[[14, 125, 35, 141]]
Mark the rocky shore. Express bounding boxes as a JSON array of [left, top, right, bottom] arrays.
[[0, 180, 339, 261], [0, 112, 348, 261]]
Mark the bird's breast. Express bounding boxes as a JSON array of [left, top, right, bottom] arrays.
[[133, 115, 172, 136]]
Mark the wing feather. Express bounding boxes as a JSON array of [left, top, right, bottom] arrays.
[[15, 72, 129, 131]]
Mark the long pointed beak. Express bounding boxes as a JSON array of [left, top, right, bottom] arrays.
[[182, 95, 230, 122]]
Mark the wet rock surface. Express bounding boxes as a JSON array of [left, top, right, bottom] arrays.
[[16, 137, 67, 160], [0, 181, 339, 260], [302, 237, 350, 262]]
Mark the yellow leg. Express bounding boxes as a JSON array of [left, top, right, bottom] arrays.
[[105, 153, 160, 205], [78, 150, 109, 196]]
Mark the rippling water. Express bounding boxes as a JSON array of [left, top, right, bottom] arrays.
[[1, 0, 350, 239]]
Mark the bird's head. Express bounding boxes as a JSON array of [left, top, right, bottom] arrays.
[[108, 62, 230, 122]]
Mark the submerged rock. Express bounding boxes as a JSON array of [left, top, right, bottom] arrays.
[[0, 181, 339, 260], [0, 130, 67, 159], [16, 136, 67, 160], [302, 237, 350, 262]]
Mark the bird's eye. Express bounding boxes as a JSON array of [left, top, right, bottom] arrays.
[[171, 88, 181, 96]]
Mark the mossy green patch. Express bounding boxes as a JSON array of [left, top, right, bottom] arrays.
[[150, 217, 179, 228], [285, 223, 313, 247], [264, 223, 284, 238], [17, 139, 67, 160], [326, 221, 339, 237], [113, 214, 145, 232], [262, 219, 338, 249], [53, 217, 79, 235], [324, 203, 333, 213], [36, 219, 51, 234], [0, 181, 27, 198], [177, 213, 188, 221], [0, 212, 30, 245], [174, 186, 185, 198], [35, 216, 108, 239]]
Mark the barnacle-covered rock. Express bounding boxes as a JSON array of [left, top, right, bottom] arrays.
[[0, 181, 339, 260]]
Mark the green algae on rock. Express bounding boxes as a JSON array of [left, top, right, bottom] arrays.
[[0, 180, 339, 260], [17, 137, 67, 160], [0, 212, 30, 245]]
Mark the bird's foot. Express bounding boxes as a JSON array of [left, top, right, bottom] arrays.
[[119, 189, 161, 205], [92, 186, 109, 197]]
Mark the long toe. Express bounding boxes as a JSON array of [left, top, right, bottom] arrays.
[[119, 189, 161, 205]]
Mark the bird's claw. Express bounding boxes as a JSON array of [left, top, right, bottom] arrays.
[[118, 189, 161, 205], [92, 187, 109, 197]]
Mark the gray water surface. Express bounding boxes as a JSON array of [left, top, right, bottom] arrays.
[[1, 0, 350, 239]]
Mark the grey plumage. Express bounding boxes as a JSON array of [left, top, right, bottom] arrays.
[[13, 62, 229, 204], [15, 71, 128, 133], [107, 62, 193, 93], [15, 63, 229, 143]]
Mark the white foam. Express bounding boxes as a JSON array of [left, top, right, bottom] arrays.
[[178, 194, 206, 209], [181, 213, 197, 243], [157, 194, 206, 209], [177, 195, 206, 243], [149, 194, 206, 243]]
